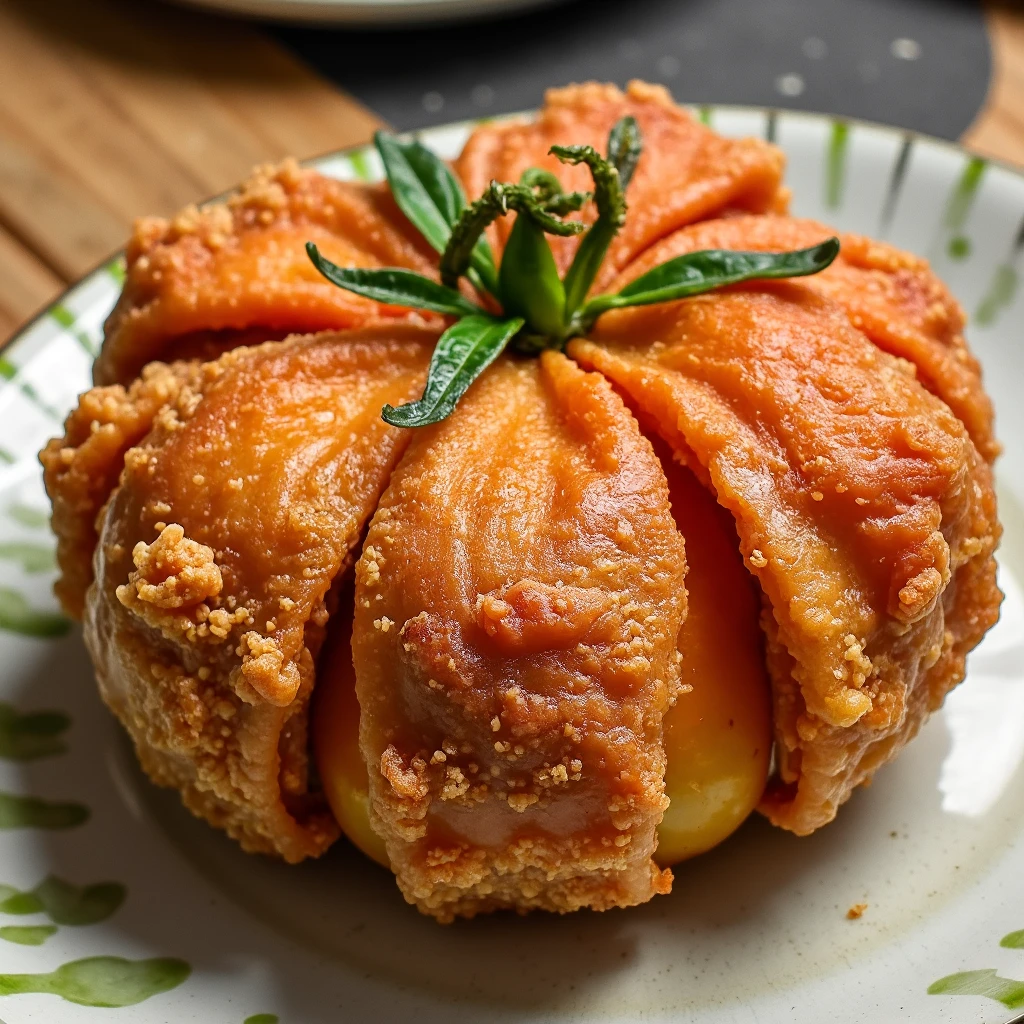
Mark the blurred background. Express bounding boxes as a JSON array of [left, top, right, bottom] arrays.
[[0, 0, 1021, 344]]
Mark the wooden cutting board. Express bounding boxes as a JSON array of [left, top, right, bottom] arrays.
[[0, 0, 1020, 342]]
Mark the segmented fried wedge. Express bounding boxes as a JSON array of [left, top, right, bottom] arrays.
[[571, 286, 1000, 834], [42, 359, 205, 618], [84, 325, 436, 859], [352, 352, 687, 919], [98, 160, 439, 385], [605, 215, 997, 462]]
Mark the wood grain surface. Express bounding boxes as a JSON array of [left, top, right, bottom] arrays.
[[0, 0, 1022, 343], [0, 0, 381, 340], [964, 2, 1024, 167]]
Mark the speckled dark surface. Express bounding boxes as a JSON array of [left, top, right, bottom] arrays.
[[275, 0, 989, 139]]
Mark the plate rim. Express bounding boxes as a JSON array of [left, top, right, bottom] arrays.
[[169, 0, 566, 26]]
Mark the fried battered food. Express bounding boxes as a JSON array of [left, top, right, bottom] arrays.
[[571, 285, 1000, 833], [607, 215, 998, 462], [456, 81, 787, 283], [41, 360, 204, 618], [97, 160, 439, 386], [315, 442, 773, 881], [352, 353, 686, 920], [655, 451, 772, 864], [82, 325, 436, 860], [42, 80, 1002, 920]]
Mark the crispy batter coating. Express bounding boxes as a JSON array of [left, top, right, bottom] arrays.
[[41, 81, 1003, 915], [41, 360, 204, 618], [97, 160, 439, 386], [456, 81, 787, 284], [84, 326, 436, 860], [606, 216, 997, 462], [571, 285, 1001, 833], [352, 353, 686, 920]]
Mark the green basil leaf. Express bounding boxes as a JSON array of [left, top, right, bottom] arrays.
[[374, 131, 463, 249], [579, 238, 841, 328], [382, 315, 523, 428], [306, 244, 483, 317], [374, 131, 497, 295], [607, 115, 642, 191], [499, 214, 566, 339]]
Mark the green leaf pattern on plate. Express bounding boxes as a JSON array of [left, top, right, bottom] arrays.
[[32, 877, 126, 926], [0, 957, 191, 1008], [5, 505, 49, 530], [0, 887, 43, 915], [0, 703, 70, 760], [0, 691, 188, 1009], [826, 120, 849, 210], [929, 969, 1024, 1009], [929, 929, 1024, 1010], [0, 792, 88, 829], [941, 156, 986, 262], [0, 357, 61, 421], [0, 925, 57, 947], [0, 588, 70, 639], [976, 263, 1018, 327], [50, 304, 98, 359], [0, 543, 54, 573]]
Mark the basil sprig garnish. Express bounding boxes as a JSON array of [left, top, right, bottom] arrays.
[[374, 131, 498, 296], [573, 237, 841, 334], [552, 138, 630, 320], [308, 118, 840, 427], [381, 315, 524, 428], [305, 249, 481, 318]]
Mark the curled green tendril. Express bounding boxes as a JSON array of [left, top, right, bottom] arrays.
[[551, 139, 630, 315], [518, 167, 564, 198], [440, 181, 584, 289], [549, 144, 627, 229], [607, 115, 642, 190], [543, 190, 591, 216]]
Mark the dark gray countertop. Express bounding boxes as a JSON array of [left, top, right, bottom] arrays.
[[275, 0, 989, 139]]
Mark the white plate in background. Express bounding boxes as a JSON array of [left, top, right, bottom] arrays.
[[171, 0, 563, 26]]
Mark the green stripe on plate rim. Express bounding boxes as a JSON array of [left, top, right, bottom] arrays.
[[347, 148, 376, 182], [825, 119, 850, 210], [942, 155, 987, 261], [0, 356, 62, 421], [49, 304, 98, 358]]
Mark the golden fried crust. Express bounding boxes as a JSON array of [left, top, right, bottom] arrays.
[[455, 81, 787, 284], [97, 160, 440, 386], [352, 352, 686, 920], [606, 215, 998, 462], [570, 287, 1001, 834], [85, 326, 437, 860], [41, 360, 204, 619]]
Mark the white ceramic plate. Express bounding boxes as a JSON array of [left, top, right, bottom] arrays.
[[171, 0, 562, 26], [2, 107, 1024, 1024]]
